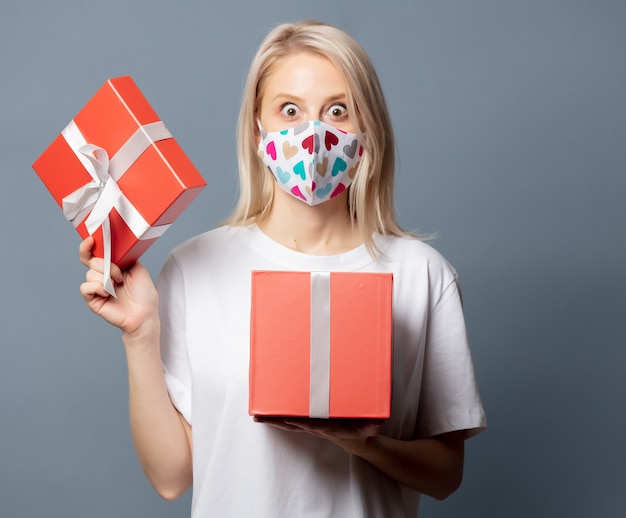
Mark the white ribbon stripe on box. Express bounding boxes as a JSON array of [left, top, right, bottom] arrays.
[[309, 271, 332, 418], [61, 120, 173, 297]]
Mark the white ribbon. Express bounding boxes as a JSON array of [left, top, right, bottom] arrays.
[[309, 271, 331, 418], [61, 120, 173, 296]]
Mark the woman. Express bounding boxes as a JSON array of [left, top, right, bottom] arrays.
[[80, 20, 486, 517]]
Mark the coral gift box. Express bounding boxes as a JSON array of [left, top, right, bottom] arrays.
[[32, 76, 206, 293], [249, 271, 393, 419]]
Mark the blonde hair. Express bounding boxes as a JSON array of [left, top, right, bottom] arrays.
[[226, 20, 410, 253]]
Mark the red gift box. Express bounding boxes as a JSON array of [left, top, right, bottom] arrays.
[[32, 76, 206, 293], [249, 271, 393, 419]]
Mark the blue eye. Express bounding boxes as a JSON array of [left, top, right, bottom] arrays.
[[281, 103, 300, 118]]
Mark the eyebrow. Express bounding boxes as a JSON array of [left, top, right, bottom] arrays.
[[271, 93, 348, 104]]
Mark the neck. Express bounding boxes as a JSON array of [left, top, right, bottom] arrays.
[[258, 187, 362, 255]]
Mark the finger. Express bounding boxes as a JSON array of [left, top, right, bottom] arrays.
[[265, 421, 305, 432], [84, 270, 121, 298], [85, 268, 104, 283], [79, 236, 95, 266], [85, 256, 109, 277], [79, 237, 123, 282], [85, 257, 124, 286], [80, 280, 112, 301], [254, 416, 284, 424], [282, 419, 319, 433], [88, 258, 123, 282], [254, 417, 305, 432], [109, 261, 123, 283]]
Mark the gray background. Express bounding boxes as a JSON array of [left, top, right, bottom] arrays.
[[1, 0, 624, 517]]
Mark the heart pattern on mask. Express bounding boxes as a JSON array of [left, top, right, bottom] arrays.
[[330, 182, 346, 198], [258, 120, 362, 206], [283, 141, 298, 160], [302, 135, 314, 155], [293, 160, 306, 180], [266, 141, 277, 160], [294, 122, 309, 136], [343, 139, 358, 159], [316, 157, 329, 177], [291, 185, 307, 201], [315, 183, 334, 199], [331, 157, 347, 177], [276, 166, 290, 184], [325, 131, 339, 151], [348, 161, 359, 179]]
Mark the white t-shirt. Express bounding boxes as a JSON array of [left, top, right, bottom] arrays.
[[157, 225, 486, 517]]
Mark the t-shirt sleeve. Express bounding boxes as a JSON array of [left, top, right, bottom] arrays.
[[157, 253, 192, 424], [416, 273, 486, 439]]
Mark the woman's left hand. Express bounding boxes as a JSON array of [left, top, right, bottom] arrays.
[[255, 416, 466, 500], [254, 417, 383, 454]]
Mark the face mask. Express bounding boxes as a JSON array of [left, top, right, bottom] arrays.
[[258, 120, 363, 206]]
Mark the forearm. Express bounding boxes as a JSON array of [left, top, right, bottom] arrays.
[[123, 326, 192, 500], [345, 431, 465, 500]]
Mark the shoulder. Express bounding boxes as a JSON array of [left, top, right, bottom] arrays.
[[158, 225, 252, 282], [376, 234, 457, 275], [168, 225, 250, 263], [375, 234, 461, 303]]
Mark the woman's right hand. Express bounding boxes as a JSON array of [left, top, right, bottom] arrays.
[[79, 236, 159, 339]]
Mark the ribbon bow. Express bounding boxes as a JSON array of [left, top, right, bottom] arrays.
[[61, 120, 172, 297]]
